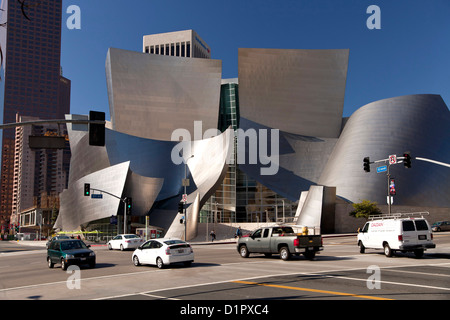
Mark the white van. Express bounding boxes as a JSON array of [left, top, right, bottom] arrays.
[[357, 212, 435, 258]]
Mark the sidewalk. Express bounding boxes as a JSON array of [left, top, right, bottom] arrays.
[[9, 233, 356, 248]]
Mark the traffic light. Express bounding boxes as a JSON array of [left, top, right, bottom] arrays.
[[89, 111, 105, 146], [15, 225, 19, 233], [363, 157, 370, 172], [84, 183, 90, 196], [178, 202, 184, 214], [126, 197, 132, 215], [403, 152, 411, 168]]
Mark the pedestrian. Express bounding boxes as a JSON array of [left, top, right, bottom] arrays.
[[210, 230, 216, 242], [235, 226, 242, 239]]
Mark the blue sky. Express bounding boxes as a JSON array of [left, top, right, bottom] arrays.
[[61, 0, 450, 119]]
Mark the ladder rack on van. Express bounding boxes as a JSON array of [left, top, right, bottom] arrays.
[[368, 212, 429, 220]]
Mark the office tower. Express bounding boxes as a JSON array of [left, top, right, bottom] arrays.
[[143, 29, 211, 59], [12, 115, 70, 216], [1, 0, 70, 218]]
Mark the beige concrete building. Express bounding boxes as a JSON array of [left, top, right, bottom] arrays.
[[143, 29, 211, 59]]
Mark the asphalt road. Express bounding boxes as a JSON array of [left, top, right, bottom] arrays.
[[1, 233, 449, 304]]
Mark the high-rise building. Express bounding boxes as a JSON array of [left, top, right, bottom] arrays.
[[143, 29, 211, 59], [12, 115, 70, 217], [1, 0, 70, 218]]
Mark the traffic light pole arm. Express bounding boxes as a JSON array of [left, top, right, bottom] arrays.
[[89, 187, 126, 203], [415, 157, 450, 168], [0, 119, 105, 131]]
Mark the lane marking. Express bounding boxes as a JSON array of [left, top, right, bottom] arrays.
[[232, 280, 392, 300], [139, 292, 180, 300]]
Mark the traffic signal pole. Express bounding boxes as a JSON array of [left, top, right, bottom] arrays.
[[84, 184, 131, 234], [364, 154, 408, 215]]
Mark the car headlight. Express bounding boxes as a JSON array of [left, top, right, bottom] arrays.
[[66, 254, 74, 259], [89, 252, 95, 257]]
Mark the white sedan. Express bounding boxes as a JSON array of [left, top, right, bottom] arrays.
[[108, 234, 145, 251], [132, 238, 194, 269]]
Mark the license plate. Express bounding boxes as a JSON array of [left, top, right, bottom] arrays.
[[418, 235, 426, 240], [178, 249, 184, 253], [308, 247, 313, 250], [80, 257, 86, 261]]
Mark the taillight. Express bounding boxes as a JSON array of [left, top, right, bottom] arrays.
[[165, 247, 171, 255], [189, 245, 193, 253], [431, 233, 433, 240], [398, 235, 403, 241], [294, 239, 299, 247]]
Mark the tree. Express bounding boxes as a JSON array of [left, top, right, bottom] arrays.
[[349, 200, 381, 219]]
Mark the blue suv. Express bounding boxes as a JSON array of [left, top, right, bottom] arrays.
[[47, 239, 96, 270]]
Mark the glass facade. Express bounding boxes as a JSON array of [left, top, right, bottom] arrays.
[[201, 81, 298, 224]]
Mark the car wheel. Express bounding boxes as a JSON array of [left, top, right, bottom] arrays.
[[120, 244, 124, 251], [279, 246, 291, 261], [133, 255, 141, 266], [47, 257, 54, 268], [383, 243, 393, 257], [156, 257, 164, 269], [61, 258, 68, 271], [108, 243, 112, 250], [239, 245, 249, 258], [359, 241, 366, 254]]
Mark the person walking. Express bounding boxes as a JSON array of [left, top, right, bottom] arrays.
[[210, 230, 216, 242], [235, 226, 242, 239]]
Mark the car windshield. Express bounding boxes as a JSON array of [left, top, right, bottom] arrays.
[[124, 235, 139, 239], [61, 240, 88, 250]]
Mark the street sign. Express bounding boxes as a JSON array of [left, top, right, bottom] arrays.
[[389, 154, 397, 164], [91, 194, 103, 199], [376, 165, 387, 173]]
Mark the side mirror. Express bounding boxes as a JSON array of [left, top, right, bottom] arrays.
[[87, 244, 91, 248]]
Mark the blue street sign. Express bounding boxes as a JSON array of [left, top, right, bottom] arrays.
[[377, 165, 387, 173], [91, 194, 103, 199]]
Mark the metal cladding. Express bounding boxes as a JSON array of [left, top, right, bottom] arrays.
[[56, 123, 233, 234], [57, 48, 232, 236], [238, 48, 349, 138], [318, 94, 450, 207], [237, 48, 449, 210], [56, 161, 130, 231], [106, 47, 222, 141], [237, 48, 348, 201]]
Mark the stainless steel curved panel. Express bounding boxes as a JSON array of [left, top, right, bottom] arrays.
[[318, 94, 450, 207], [238, 48, 348, 138], [106, 47, 222, 141]]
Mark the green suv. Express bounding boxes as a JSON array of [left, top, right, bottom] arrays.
[[47, 239, 96, 270]]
